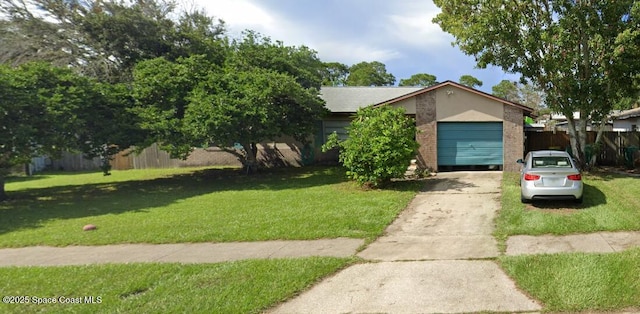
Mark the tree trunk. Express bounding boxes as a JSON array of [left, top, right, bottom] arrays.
[[590, 115, 609, 168], [566, 114, 588, 169], [0, 174, 7, 202], [241, 142, 259, 174]]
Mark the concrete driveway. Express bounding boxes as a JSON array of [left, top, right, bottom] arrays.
[[359, 171, 501, 261], [271, 171, 542, 313]]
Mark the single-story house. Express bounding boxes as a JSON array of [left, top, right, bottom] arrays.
[[612, 107, 640, 132], [52, 81, 533, 172], [318, 81, 534, 172]]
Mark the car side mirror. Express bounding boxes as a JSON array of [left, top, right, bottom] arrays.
[[516, 159, 524, 164]]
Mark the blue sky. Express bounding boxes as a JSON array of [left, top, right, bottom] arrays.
[[195, 0, 520, 93]]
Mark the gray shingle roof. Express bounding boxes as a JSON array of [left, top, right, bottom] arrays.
[[320, 86, 424, 113]]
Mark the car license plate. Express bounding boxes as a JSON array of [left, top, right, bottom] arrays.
[[542, 178, 564, 187]]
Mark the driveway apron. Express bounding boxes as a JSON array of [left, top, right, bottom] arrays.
[[271, 172, 541, 313], [359, 171, 500, 261]]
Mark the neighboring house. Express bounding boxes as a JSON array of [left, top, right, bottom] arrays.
[[552, 112, 581, 131], [551, 112, 613, 132], [612, 107, 640, 132], [318, 81, 534, 172], [525, 122, 546, 132]]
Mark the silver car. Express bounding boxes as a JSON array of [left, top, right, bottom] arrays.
[[517, 150, 583, 204]]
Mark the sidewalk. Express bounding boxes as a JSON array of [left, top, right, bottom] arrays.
[[507, 231, 640, 255], [0, 238, 364, 267], [1, 231, 639, 267]]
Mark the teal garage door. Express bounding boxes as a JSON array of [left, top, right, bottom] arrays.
[[437, 122, 503, 166]]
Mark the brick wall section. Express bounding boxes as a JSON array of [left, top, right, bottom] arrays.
[[503, 105, 524, 172], [415, 92, 438, 171]]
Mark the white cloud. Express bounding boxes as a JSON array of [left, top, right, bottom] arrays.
[[386, 13, 452, 48], [383, 1, 453, 49], [315, 41, 402, 65], [198, 0, 277, 37], [195, 0, 402, 65], [188, 0, 516, 92]]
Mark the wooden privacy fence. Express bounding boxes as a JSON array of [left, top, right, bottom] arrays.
[[50, 142, 326, 171], [50, 144, 243, 171], [525, 131, 640, 166]]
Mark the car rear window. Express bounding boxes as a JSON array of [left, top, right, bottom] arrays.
[[532, 156, 572, 168]]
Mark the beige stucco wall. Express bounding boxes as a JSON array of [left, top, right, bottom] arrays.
[[435, 87, 503, 121], [389, 85, 505, 121], [390, 97, 417, 115]]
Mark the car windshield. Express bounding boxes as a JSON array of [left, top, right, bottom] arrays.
[[531, 156, 572, 168]]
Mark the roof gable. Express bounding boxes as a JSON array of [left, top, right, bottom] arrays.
[[375, 80, 534, 114], [319, 81, 534, 115]]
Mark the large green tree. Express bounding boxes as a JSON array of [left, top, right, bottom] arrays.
[[492, 80, 545, 114], [321, 62, 350, 86], [0, 63, 93, 200], [492, 80, 520, 102], [133, 34, 327, 173], [399, 73, 438, 87], [0, 0, 226, 172], [230, 31, 323, 90], [434, 0, 640, 167], [346, 61, 396, 86], [458, 75, 483, 88], [76, 82, 148, 175], [0, 0, 226, 82]]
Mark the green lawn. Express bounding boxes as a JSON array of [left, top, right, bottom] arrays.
[[497, 170, 640, 312], [500, 248, 640, 312], [496, 171, 640, 240], [0, 166, 422, 247], [0, 166, 420, 313], [0, 257, 356, 314]]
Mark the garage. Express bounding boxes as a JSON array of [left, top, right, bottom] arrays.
[[374, 81, 533, 172], [437, 122, 503, 168], [320, 81, 533, 172]]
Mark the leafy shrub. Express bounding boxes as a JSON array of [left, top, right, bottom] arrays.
[[323, 106, 418, 187]]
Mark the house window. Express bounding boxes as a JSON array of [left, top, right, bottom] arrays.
[[323, 120, 351, 143]]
